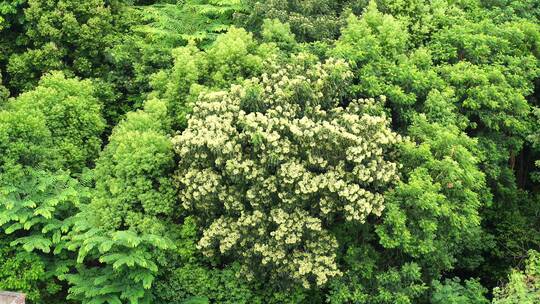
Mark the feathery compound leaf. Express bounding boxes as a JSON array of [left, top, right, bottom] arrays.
[[113, 230, 142, 248], [11, 235, 53, 253], [132, 0, 245, 46]]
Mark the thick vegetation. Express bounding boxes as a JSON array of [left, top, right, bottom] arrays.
[[0, 0, 539, 303]]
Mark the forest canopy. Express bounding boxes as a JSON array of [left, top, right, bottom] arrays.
[[0, 0, 539, 303]]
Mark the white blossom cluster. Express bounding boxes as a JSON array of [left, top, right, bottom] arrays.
[[173, 55, 402, 287]]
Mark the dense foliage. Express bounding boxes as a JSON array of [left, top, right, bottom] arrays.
[[174, 56, 401, 289], [1, 0, 539, 303]]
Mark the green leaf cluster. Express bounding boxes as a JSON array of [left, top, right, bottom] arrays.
[[0, 71, 104, 302], [1, 0, 540, 303]]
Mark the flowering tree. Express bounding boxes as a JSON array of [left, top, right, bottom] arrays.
[[174, 54, 402, 288]]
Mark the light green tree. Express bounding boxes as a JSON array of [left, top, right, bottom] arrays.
[[63, 98, 177, 304], [493, 250, 540, 304], [0, 71, 105, 302]]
